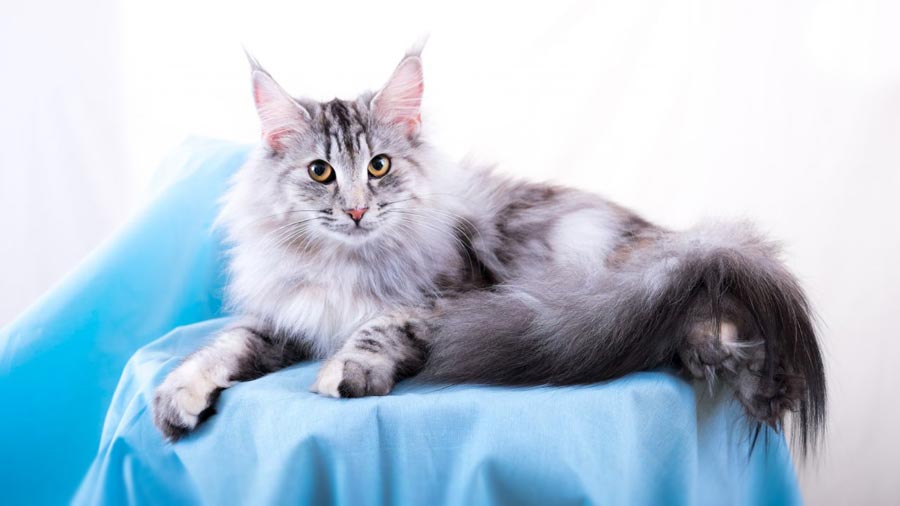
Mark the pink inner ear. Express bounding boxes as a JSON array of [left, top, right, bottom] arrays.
[[373, 57, 424, 136], [252, 71, 308, 151]]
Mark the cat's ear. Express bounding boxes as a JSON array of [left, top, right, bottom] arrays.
[[371, 52, 424, 137], [245, 51, 311, 152]]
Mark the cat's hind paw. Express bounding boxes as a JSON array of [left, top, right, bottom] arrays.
[[736, 370, 805, 428]]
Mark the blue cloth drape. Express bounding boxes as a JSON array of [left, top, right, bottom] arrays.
[[0, 139, 801, 505]]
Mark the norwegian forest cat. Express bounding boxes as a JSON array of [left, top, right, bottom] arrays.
[[153, 48, 825, 454]]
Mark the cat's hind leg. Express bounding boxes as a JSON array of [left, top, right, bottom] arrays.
[[153, 319, 309, 441], [311, 311, 429, 398]]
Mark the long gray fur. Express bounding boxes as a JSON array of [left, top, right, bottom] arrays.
[[152, 48, 825, 457]]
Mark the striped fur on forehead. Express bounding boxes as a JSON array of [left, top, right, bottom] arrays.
[[316, 99, 369, 161], [297, 96, 420, 172]]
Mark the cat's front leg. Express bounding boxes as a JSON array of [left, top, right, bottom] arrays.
[[153, 318, 310, 440], [311, 311, 429, 398]]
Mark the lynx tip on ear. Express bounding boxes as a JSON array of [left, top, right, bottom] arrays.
[[406, 35, 430, 58], [241, 45, 265, 74]]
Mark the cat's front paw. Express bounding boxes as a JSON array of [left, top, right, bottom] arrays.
[[152, 366, 221, 441], [311, 355, 395, 398]]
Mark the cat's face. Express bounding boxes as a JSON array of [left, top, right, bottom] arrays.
[[247, 52, 432, 246]]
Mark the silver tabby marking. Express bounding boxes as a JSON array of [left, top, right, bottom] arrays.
[[153, 48, 825, 455]]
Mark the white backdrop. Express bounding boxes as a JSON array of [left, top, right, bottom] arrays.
[[2, 1, 899, 503]]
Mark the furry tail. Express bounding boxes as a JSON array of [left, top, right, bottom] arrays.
[[422, 222, 825, 455]]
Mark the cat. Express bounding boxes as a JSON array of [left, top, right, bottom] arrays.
[[153, 47, 825, 455]]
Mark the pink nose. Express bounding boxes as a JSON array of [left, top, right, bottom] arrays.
[[345, 207, 368, 223]]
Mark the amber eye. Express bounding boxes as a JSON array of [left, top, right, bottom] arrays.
[[368, 154, 391, 178], [308, 160, 334, 184]]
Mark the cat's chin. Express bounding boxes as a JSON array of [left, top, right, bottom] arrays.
[[328, 226, 379, 245]]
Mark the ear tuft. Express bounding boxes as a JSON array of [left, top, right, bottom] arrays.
[[371, 54, 424, 137], [245, 51, 310, 152]]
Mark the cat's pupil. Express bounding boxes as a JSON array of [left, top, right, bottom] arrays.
[[372, 158, 384, 170], [313, 164, 326, 176]]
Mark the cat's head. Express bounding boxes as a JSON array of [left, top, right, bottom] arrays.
[[236, 50, 443, 248]]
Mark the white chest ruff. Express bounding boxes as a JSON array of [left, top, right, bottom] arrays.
[[243, 270, 387, 357], [275, 282, 383, 356], [230, 246, 422, 357], [225, 204, 461, 357]]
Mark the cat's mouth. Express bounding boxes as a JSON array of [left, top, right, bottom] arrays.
[[324, 219, 384, 242], [334, 223, 376, 240]]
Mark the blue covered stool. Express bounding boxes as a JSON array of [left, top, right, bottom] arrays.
[[0, 139, 801, 505]]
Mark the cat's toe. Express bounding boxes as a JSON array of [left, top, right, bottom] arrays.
[[153, 388, 198, 441], [311, 358, 394, 398], [152, 373, 220, 441], [152, 397, 193, 441], [310, 358, 345, 398], [338, 359, 394, 397], [736, 370, 805, 427]]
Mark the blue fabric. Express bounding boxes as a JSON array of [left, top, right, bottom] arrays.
[[0, 139, 801, 505]]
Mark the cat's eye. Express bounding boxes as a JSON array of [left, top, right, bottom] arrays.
[[308, 160, 335, 184], [368, 154, 391, 178]]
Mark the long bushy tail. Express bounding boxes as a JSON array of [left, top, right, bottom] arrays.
[[421, 222, 825, 455]]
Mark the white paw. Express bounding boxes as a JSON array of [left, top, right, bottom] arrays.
[[310, 354, 395, 398], [152, 363, 222, 440], [310, 357, 346, 398]]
